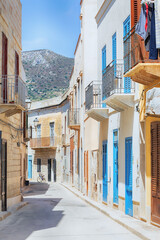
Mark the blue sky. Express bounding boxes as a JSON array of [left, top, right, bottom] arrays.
[[21, 0, 81, 58]]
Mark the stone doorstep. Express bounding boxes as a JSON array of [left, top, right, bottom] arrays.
[[61, 183, 160, 240], [0, 202, 28, 222]]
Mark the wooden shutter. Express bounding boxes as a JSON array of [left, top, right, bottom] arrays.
[[151, 122, 160, 198], [2, 33, 8, 103], [131, 0, 141, 28], [15, 51, 19, 93], [23, 112, 28, 140], [158, 123, 160, 197]]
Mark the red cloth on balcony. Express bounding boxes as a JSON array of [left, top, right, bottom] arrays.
[[145, 3, 149, 31]]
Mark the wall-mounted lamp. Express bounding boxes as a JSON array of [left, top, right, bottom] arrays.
[[25, 98, 32, 110], [33, 117, 39, 129]]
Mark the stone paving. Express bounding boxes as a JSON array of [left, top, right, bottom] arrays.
[[0, 182, 142, 240]]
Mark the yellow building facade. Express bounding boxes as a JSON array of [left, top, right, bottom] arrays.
[[0, 0, 28, 212]]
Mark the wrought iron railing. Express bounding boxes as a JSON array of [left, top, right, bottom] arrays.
[[85, 81, 104, 111], [102, 60, 135, 99], [0, 75, 26, 108], [30, 137, 57, 149], [67, 109, 80, 126], [123, 25, 159, 74]]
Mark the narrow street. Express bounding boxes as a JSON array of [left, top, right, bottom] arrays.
[[0, 183, 141, 240]]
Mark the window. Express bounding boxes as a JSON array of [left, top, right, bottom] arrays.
[[102, 45, 106, 74], [37, 159, 41, 172], [29, 126, 32, 139], [37, 124, 41, 138], [50, 122, 54, 137], [23, 112, 28, 140], [112, 33, 117, 78]]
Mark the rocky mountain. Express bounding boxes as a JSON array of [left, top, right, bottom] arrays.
[[22, 49, 74, 101]]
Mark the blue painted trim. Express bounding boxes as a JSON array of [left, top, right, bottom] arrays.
[[102, 45, 106, 74]]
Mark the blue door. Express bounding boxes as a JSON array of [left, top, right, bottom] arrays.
[[112, 33, 117, 78], [123, 16, 131, 93], [125, 137, 133, 216], [103, 140, 108, 203], [28, 155, 32, 179], [113, 130, 118, 204]]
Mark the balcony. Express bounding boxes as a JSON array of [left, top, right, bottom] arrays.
[[103, 60, 135, 112], [0, 75, 26, 116], [30, 137, 57, 150], [124, 26, 160, 85], [67, 109, 80, 130], [62, 134, 70, 147], [85, 81, 108, 121]]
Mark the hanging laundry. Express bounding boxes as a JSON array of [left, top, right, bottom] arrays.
[[135, 4, 147, 40], [145, 3, 153, 52], [145, 3, 148, 31], [155, 0, 160, 49], [149, 4, 158, 60]]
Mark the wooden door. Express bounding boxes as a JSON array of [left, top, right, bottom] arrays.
[[151, 122, 160, 225], [103, 140, 108, 203], [125, 137, 133, 216], [2, 33, 8, 103], [48, 159, 51, 182], [0, 139, 7, 211], [53, 159, 56, 182], [113, 130, 118, 204], [70, 136, 74, 184], [28, 155, 32, 179], [84, 151, 88, 196]]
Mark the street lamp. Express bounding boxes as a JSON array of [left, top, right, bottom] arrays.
[[33, 117, 39, 129], [25, 98, 32, 110]]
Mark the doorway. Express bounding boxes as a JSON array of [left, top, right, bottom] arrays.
[[113, 130, 118, 204], [151, 122, 160, 225], [48, 159, 51, 182], [103, 140, 108, 203], [125, 137, 133, 216], [1, 139, 7, 211], [28, 155, 32, 179]]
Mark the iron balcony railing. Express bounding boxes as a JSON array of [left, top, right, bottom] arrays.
[[30, 137, 57, 149], [67, 109, 80, 126], [0, 75, 26, 108], [123, 25, 160, 74], [85, 81, 104, 112], [102, 60, 135, 100]]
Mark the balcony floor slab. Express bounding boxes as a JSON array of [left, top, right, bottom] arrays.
[[104, 93, 135, 112], [124, 63, 160, 85], [87, 108, 108, 122]]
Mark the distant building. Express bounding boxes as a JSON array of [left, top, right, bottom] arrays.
[[28, 93, 70, 183], [0, 0, 28, 212]]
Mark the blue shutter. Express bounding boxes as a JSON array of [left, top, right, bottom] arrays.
[[123, 16, 131, 93], [112, 33, 117, 78], [113, 130, 118, 204], [102, 46, 106, 74]]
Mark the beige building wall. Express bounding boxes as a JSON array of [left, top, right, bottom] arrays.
[[0, 0, 27, 210], [28, 97, 69, 183]]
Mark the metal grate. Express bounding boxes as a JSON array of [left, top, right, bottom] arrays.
[[85, 81, 103, 111], [0, 75, 26, 108]]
